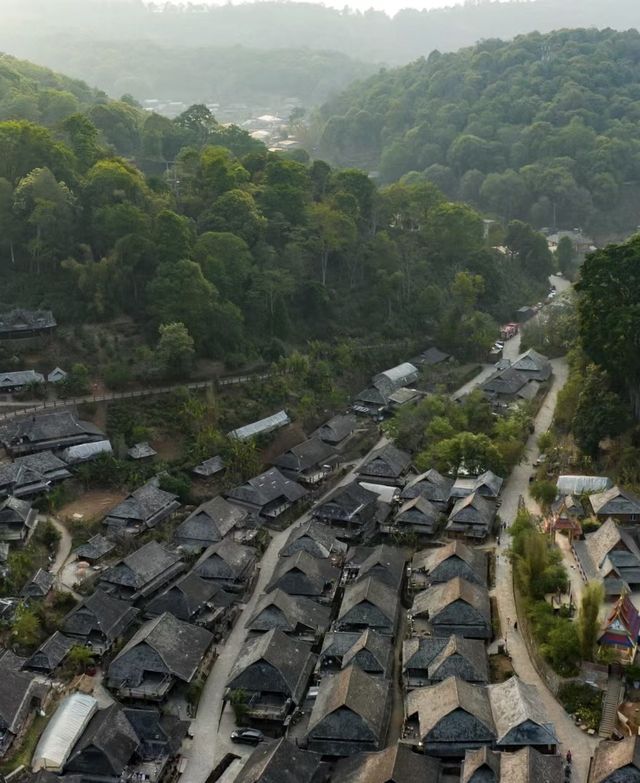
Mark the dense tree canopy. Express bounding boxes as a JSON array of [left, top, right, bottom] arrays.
[[315, 28, 640, 234]]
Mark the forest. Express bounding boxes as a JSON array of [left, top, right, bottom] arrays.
[[315, 28, 640, 236], [0, 53, 553, 369]]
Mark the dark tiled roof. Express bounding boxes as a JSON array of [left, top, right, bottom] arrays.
[[590, 486, 640, 517], [314, 482, 378, 521], [0, 668, 41, 733], [488, 677, 557, 746], [280, 520, 347, 559], [266, 551, 339, 596], [356, 444, 411, 480], [411, 577, 491, 626], [194, 538, 256, 581], [226, 467, 308, 508], [66, 703, 138, 775], [334, 741, 442, 783], [403, 635, 489, 683], [112, 613, 213, 682], [307, 665, 389, 741], [420, 347, 451, 365], [104, 541, 182, 589], [24, 631, 74, 672], [412, 542, 487, 585], [193, 455, 225, 477], [0, 411, 103, 447], [0, 309, 56, 334], [127, 442, 157, 460], [0, 451, 71, 493], [315, 414, 357, 444], [407, 677, 494, 740], [589, 737, 640, 783], [63, 589, 139, 641], [104, 482, 179, 525], [401, 469, 453, 504], [21, 568, 54, 597], [273, 437, 337, 473], [247, 589, 330, 635], [145, 571, 232, 621], [234, 738, 324, 783], [227, 629, 315, 704], [350, 544, 407, 590], [74, 534, 115, 561], [175, 497, 247, 546], [338, 577, 398, 627]]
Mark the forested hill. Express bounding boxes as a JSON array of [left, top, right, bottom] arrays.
[[0, 57, 553, 369], [315, 28, 640, 236]]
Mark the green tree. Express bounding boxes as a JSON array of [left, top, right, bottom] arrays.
[[530, 480, 557, 511], [572, 365, 630, 457], [578, 582, 604, 662], [67, 644, 94, 673], [156, 322, 196, 378], [11, 605, 41, 650], [555, 236, 575, 275]]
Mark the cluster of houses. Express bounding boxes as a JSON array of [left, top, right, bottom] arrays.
[[479, 348, 552, 407]]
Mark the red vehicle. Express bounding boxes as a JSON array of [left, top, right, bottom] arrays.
[[500, 323, 519, 340]]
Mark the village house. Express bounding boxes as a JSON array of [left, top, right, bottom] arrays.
[[393, 496, 442, 539], [62, 589, 139, 656], [419, 347, 452, 366], [234, 738, 327, 783], [192, 454, 225, 479], [462, 746, 563, 782], [107, 612, 213, 701], [404, 676, 556, 758], [193, 537, 257, 593], [305, 665, 390, 757], [174, 496, 247, 551], [410, 578, 492, 639], [102, 482, 181, 537], [0, 668, 48, 757], [401, 469, 453, 509], [226, 629, 316, 724], [73, 534, 115, 564], [449, 471, 504, 502], [334, 741, 443, 783], [280, 520, 347, 561], [226, 467, 308, 519], [273, 437, 338, 485], [547, 494, 584, 541], [336, 576, 399, 637], [589, 486, 640, 524], [127, 442, 157, 461], [0, 496, 37, 544], [266, 550, 340, 603], [315, 414, 357, 446], [354, 363, 419, 418], [21, 568, 54, 599], [598, 594, 640, 662], [343, 544, 407, 592], [402, 635, 489, 689], [312, 482, 379, 542], [0, 309, 56, 340], [356, 444, 412, 487], [573, 518, 640, 597], [318, 629, 393, 678], [410, 542, 488, 591], [24, 631, 74, 674], [0, 410, 105, 457], [99, 541, 185, 602], [446, 493, 496, 541], [0, 451, 71, 498], [588, 736, 640, 782], [247, 589, 331, 641], [47, 367, 67, 384], [144, 571, 234, 630], [0, 370, 45, 394]]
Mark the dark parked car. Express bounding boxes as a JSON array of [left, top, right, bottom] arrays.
[[231, 728, 265, 745]]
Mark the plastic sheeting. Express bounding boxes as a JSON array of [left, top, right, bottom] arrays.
[[32, 692, 98, 771], [229, 410, 290, 441], [556, 475, 613, 495], [62, 440, 112, 464]]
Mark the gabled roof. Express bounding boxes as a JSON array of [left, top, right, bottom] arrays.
[[411, 578, 491, 625], [227, 629, 315, 704], [339, 576, 398, 625], [412, 542, 487, 584], [315, 414, 357, 444], [175, 496, 247, 545], [350, 544, 407, 590], [226, 467, 307, 508], [192, 455, 225, 477], [104, 482, 179, 525], [401, 469, 453, 503], [127, 442, 157, 460], [112, 612, 212, 682], [396, 495, 441, 526], [314, 481, 378, 520], [448, 492, 495, 531], [429, 635, 489, 683], [589, 736, 640, 783], [0, 668, 43, 734], [373, 363, 419, 396], [247, 589, 331, 635], [307, 665, 389, 739], [145, 571, 231, 621], [591, 486, 640, 516], [63, 589, 139, 641], [273, 437, 336, 473], [402, 635, 488, 683], [21, 568, 54, 597], [0, 370, 44, 389], [320, 630, 393, 676], [0, 451, 71, 492], [357, 444, 411, 480], [334, 741, 442, 783], [0, 308, 56, 334], [195, 537, 256, 580], [0, 411, 104, 448], [104, 541, 182, 589], [420, 347, 451, 365], [496, 747, 564, 783], [587, 518, 640, 570], [25, 631, 74, 672], [66, 703, 139, 775], [510, 349, 551, 379], [406, 677, 494, 739], [234, 738, 323, 783], [0, 495, 36, 525], [280, 520, 347, 559], [73, 534, 115, 561], [266, 550, 339, 594], [599, 594, 640, 648], [488, 677, 556, 745]]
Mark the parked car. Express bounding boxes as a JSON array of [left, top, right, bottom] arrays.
[[231, 728, 265, 745]]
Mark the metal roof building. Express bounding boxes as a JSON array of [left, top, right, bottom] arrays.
[[32, 693, 98, 771]]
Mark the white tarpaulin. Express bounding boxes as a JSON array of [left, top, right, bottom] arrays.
[[556, 475, 613, 495], [62, 440, 112, 464], [32, 692, 98, 771]]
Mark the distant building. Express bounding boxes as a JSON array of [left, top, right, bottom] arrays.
[[0, 309, 56, 340], [0, 370, 44, 393], [226, 467, 307, 519], [103, 482, 180, 537], [0, 411, 105, 456]]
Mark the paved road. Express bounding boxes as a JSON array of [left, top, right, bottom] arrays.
[[493, 355, 598, 782]]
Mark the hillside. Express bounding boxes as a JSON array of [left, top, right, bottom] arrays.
[[314, 28, 640, 235]]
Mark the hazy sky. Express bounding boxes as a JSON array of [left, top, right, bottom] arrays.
[[195, 0, 471, 15]]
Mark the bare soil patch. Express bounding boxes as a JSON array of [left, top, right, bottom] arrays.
[[58, 489, 126, 522]]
